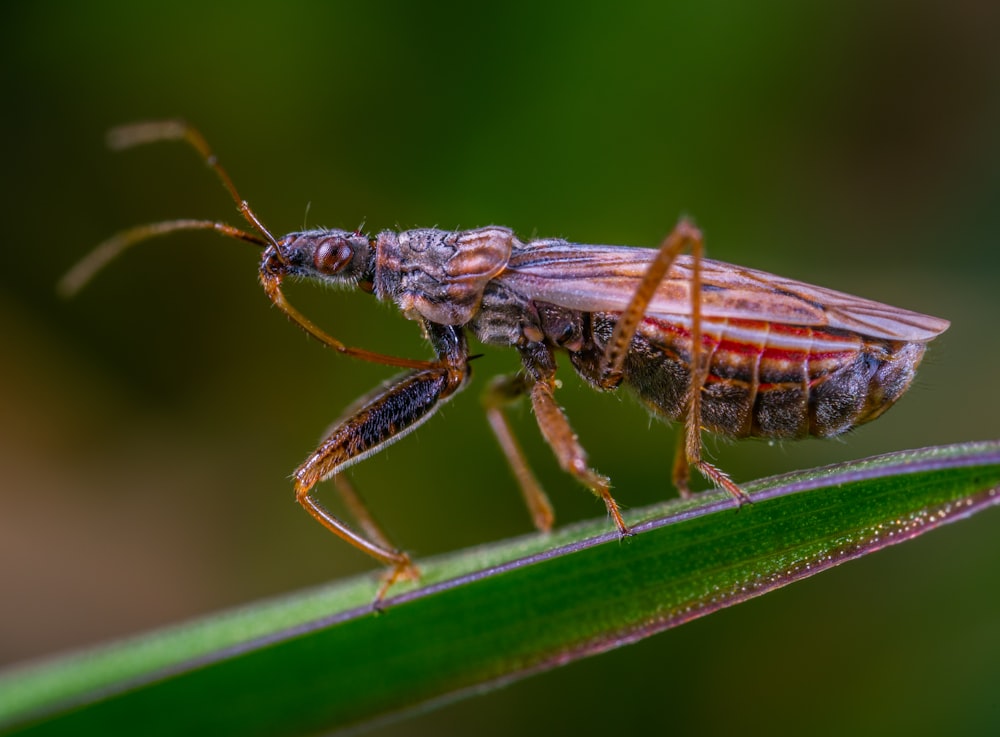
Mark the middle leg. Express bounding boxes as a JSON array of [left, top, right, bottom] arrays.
[[482, 372, 556, 533], [519, 343, 629, 535]]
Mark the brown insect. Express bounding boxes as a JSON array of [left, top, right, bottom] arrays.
[[62, 121, 950, 599]]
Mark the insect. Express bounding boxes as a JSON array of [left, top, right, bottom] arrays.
[[62, 121, 950, 599]]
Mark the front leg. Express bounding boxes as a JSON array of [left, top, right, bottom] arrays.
[[294, 323, 469, 600]]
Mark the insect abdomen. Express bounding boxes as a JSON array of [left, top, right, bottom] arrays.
[[612, 316, 927, 439]]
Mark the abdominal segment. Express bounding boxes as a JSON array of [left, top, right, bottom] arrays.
[[583, 314, 926, 440]]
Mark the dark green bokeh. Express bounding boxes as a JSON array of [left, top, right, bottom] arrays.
[[2, 2, 998, 735]]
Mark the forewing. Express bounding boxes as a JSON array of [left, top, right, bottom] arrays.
[[501, 240, 949, 341]]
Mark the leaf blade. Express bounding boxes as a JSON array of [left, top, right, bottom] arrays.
[[2, 441, 999, 736]]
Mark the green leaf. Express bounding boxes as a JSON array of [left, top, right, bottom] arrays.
[[2, 440, 998, 736]]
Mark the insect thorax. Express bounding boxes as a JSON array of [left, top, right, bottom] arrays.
[[374, 227, 514, 325]]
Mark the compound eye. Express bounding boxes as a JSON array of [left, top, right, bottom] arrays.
[[313, 238, 353, 275]]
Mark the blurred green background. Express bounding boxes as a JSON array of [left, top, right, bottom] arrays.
[[2, 2, 999, 734]]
